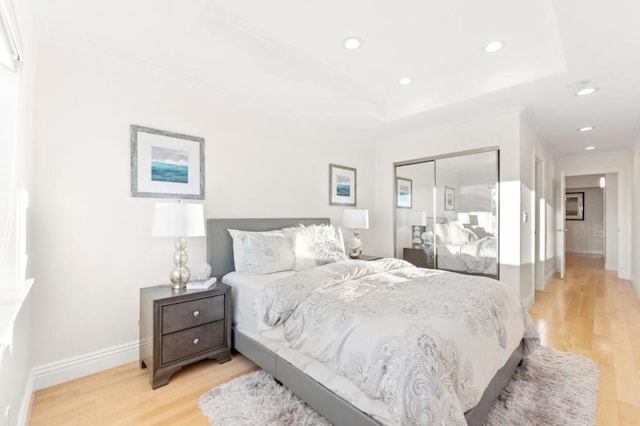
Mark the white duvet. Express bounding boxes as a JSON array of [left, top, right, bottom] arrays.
[[253, 258, 539, 425]]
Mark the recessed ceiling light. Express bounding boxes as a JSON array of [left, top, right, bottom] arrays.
[[575, 87, 598, 96], [343, 37, 362, 50], [399, 77, 413, 86], [484, 41, 505, 53], [585, 146, 596, 151], [578, 126, 594, 132]]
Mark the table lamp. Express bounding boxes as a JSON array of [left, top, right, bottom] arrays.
[[152, 201, 205, 289], [341, 208, 369, 259]]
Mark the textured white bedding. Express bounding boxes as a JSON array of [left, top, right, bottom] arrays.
[[222, 270, 295, 332], [222, 270, 392, 424], [222, 262, 535, 425]]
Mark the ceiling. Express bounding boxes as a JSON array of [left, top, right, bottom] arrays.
[[34, 0, 640, 156]]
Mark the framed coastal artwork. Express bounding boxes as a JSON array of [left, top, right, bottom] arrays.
[[329, 164, 357, 206], [131, 125, 204, 199], [444, 186, 455, 211], [565, 192, 584, 220], [396, 177, 412, 208]]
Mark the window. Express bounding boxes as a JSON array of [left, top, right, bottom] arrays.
[[0, 0, 22, 286]]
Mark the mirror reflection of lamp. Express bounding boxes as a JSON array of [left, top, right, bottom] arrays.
[[407, 211, 427, 249]]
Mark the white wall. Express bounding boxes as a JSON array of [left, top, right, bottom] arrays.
[[519, 112, 556, 301], [604, 173, 618, 271], [632, 135, 640, 296], [565, 188, 604, 255], [557, 153, 632, 280], [30, 39, 375, 387], [566, 174, 601, 188], [373, 109, 525, 297]]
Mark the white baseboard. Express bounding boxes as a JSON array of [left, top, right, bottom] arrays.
[[523, 292, 535, 309], [33, 340, 139, 391], [18, 368, 34, 426], [566, 250, 604, 256], [545, 269, 555, 286], [604, 262, 618, 271]]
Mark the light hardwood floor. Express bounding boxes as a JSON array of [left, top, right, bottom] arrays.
[[528, 253, 640, 426], [30, 253, 640, 425]]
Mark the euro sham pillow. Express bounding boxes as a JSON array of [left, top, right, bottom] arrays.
[[282, 224, 347, 271], [227, 229, 295, 274]]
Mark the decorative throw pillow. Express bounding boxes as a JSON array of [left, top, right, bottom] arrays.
[[227, 229, 295, 274], [446, 221, 470, 245], [434, 223, 450, 244], [283, 224, 348, 271]]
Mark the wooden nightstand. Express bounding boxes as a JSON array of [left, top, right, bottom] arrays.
[[403, 247, 434, 268], [139, 283, 232, 389], [357, 254, 383, 261]]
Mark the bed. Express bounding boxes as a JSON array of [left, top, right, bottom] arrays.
[[206, 218, 537, 426], [430, 221, 498, 277]]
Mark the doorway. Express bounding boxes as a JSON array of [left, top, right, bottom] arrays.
[[534, 158, 545, 290], [561, 173, 618, 273]]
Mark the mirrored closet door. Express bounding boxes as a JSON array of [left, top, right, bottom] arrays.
[[394, 149, 499, 279]]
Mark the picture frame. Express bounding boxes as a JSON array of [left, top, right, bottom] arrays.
[[565, 192, 585, 220], [444, 186, 455, 211], [396, 177, 412, 208], [131, 125, 204, 199], [329, 164, 357, 206]]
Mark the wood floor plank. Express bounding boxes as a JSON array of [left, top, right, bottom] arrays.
[[30, 253, 640, 425]]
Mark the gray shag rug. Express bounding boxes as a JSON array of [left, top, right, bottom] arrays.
[[199, 346, 599, 425]]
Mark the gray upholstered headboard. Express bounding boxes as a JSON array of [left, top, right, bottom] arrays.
[[206, 218, 330, 279]]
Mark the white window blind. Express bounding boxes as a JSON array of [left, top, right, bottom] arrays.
[[0, 64, 18, 285], [0, 0, 20, 285], [0, 0, 20, 70]]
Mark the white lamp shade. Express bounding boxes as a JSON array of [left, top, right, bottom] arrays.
[[407, 211, 427, 226], [341, 208, 369, 229], [151, 202, 205, 237]]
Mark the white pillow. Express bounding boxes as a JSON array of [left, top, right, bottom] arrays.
[[446, 222, 470, 245], [282, 224, 347, 271], [434, 223, 449, 244], [227, 229, 295, 274]]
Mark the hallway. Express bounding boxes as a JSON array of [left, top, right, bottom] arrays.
[[529, 253, 640, 425]]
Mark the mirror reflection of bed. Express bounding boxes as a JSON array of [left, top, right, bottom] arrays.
[[395, 149, 499, 279], [431, 216, 498, 279]]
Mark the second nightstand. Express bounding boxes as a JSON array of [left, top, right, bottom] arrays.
[[403, 247, 434, 268], [140, 283, 232, 389]]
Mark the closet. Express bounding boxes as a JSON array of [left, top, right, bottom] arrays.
[[394, 149, 499, 279]]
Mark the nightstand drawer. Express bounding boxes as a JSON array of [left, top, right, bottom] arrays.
[[161, 321, 225, 364], [162, 295, 224, 334]]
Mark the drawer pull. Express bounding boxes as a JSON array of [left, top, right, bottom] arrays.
[[193, 310, 200, 317], [193, 338, 199, 345]]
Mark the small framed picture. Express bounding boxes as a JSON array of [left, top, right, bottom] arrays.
[[396, 177, 412, 209], [444, 186, 455, 211], [565, 192, 584, 220], [329, 164, 357, 206], [131, 125, 204, 199]]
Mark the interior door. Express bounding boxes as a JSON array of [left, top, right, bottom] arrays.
[[557, 172, 566, 279]]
